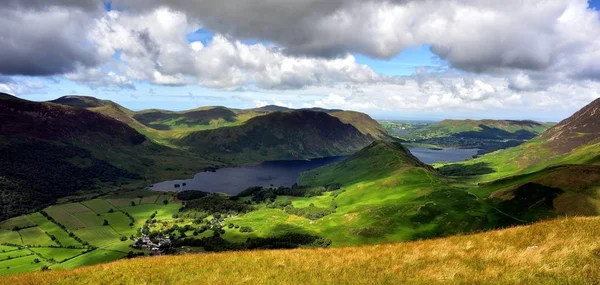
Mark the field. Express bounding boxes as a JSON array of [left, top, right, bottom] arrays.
[[26, 213, 81, 247], [30, 248, 84, 262], [0, 216, 35, 231], [5, 217, 600, 284], [0, 256, 49, 276], [0, 192, 178, 275], [81, 200, 115, 214], [19, 227, 56, 247]]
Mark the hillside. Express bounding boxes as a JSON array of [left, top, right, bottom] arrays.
[[398, 119, 554, 155], [300, 141, 435, 186], [446, 98, 600, 181], [51, 96, 389, 162], [179, 110, 389, 163], [0, 95, 219, 221], [6, 217, 599, 284], [49, 95, 114, 109]]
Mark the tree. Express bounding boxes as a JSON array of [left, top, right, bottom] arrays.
[[103, 219, 109, 226], [163, 200, 168, 205], [120, 236, 128, 241], [33, 258, 40, 264], [108, 208, 115, 213]]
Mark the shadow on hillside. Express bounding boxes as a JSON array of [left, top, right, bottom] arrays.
[[437, 162, 495, 176]]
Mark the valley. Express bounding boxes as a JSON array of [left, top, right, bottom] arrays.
[[1, 93, 600, 280]]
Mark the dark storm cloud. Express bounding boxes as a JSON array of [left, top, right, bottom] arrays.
[[0, 8, 102, 76], [0, 0, 102, 12]]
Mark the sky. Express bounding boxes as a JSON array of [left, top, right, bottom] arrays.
[[2, 1, 600, 121]]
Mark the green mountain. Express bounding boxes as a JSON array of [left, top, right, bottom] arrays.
[[179, 110, 389, 163], [51, 95, 390, 164], [397, 119, 554, 154], [0, 95, 219, 221], [300, 141, 435, 186]]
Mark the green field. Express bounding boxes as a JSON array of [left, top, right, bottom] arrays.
[[73, 227, 122, 248], [50, 250, 126, 270], [0, 255, 49, 276], [19, 228, 56, 247], [44, 206, 85, 230], [0, 216, 35, 231], [0, 230, 21, 245], [106, 198, 142, 208], [81, 199, 115, 214], [26, 213, 81, 247], [102, 212, 135, 237], [59, 203, 92, 214], [30, 248, 84, 262], [0, 192, 182, 275], [0, 245, 17, 252], [140, 195, 159, 204], [0, 249, 32, 261]]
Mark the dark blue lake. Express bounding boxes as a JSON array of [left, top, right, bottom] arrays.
[[151, 156, 347, 194], [151, 148, 477, 194]]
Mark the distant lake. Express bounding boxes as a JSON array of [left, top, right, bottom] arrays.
[[408, 148, 479, 164], [150, 156, 347, 195]]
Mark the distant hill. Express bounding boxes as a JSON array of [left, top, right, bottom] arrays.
[[50, 96, 389, 161], [397, 119, 554, 155], [50, 95, 114, 108], [179, 110, 389, 163], [7, 217, 598, 284], [51, 96, 390, 164]]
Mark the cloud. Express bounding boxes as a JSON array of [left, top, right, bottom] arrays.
[[109, 0, 600, 90], [81, 8, 388, 89], [0, 7, 103, 76]]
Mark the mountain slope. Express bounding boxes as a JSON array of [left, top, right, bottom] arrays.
[[179, 110, 388, 163], [50, 96, 389, 159], [8, 217, 599, 284], [0, 95, 219, 221], [445, 98, 600, 181], [300, 141, 435, 186]]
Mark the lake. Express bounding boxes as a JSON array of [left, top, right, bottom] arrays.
[[150, 156, 347, 194], [408, 148, 479, 164], [151, 148, 478, 194]]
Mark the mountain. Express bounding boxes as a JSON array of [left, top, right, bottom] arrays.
[[49, 95, 114, 108], [179, 110, 389, 163], [397, 119, 554, 155], [0, 95, 219, 221], [300, 141, 435, 186], [9, 216, 597, 284], [539, 97, 600, 154], [50, 96, 389, 161]]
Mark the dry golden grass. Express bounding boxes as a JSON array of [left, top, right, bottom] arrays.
[[5, 217, 600, 285]]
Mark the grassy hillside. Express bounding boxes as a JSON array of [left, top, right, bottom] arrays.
[[5, 217, 600, 284], [398, 119, 554, 155]]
